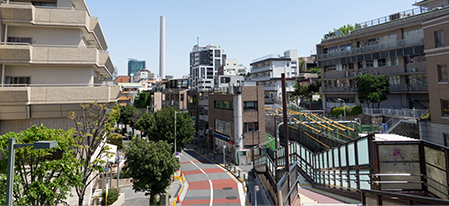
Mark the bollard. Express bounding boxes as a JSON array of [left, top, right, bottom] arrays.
[[239, 170, 241, 178]]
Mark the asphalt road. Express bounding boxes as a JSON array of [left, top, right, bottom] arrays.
[[179, 148, 244, 206]]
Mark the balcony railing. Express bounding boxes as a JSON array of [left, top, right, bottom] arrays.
[[363, 107, 427, 118], [319, 37, 424, 59], [390, 84, 428, 92], [322, 86, 356, 93], [0, 84, 120, 104]]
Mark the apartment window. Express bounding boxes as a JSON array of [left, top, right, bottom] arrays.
[[405, 54, 426, 64], [5, 76, 30, 85], [243, 101, 258, 111], [214, 50, 221, 57], [324, 65, 336, 72], [435, 30, 445, 47], [407, 74, 427, 87], [214, 100, 233, 110], [438, 64, 448, 82], [378, 59, 387, 67], [443, 100, 449, 117], [8, 37, 32, 44], [32, 2, 56, 7], [388, 76, 401, 87], [342, 63, 353, 70], [366, 60, 374, 68], [244, 122, 259, 133], [387, 57, 399, 66]]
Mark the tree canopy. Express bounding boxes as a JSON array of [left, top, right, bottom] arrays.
[[124, 139, 178, 206], [137, 107, 194, 152], [68, 102, 117, 205], [356, 73, 390, 108], [0, 125, 82, 206]]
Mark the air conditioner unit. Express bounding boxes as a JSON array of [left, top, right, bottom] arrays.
[[410, 68, 417, 72], [373, 72, 379, 75]]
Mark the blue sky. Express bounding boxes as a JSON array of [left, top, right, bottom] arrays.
[[87, 0, 416, 77]]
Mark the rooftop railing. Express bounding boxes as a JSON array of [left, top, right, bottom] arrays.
[[319, 37, 424, 59]]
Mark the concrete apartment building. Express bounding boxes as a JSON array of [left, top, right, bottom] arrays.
[[315, 1, 449, 112], [208, 84, 265, 165], [189, 44, 227, 89], [0, 0, 118, 134], [419, 0, 449, 145], [249, 50, 299, 104], [222, 59, 247, 76]]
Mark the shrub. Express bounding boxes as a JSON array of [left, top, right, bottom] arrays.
[[350, 106, 363, 116], [107, 133, 123, 150], [331, 105, 350, 118], [101, 188, 120, 206]]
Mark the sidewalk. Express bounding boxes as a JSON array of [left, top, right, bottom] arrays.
[[186, 143, 273, 205]]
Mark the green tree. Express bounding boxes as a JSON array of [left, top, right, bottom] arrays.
[[118, 105, 136, 126], [69, 102, 118, 206], [0, 125, 82, 206], [140, 107, 194, 152], [356, 74, 390, 108], [134, 92, 151, 108], [124, 139, 178, 206]]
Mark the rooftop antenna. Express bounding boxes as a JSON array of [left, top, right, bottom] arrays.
[[197, 37, 199, 46]]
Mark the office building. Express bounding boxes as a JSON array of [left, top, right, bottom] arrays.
[[0, 0, 118, 134], [127, 59, 145, 77], [223, 59, 247, 76], [189, 44, 227, 89]]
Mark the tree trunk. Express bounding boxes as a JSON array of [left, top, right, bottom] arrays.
[[149, 192, 155, 206]]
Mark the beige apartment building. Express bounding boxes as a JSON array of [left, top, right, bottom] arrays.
[[0, 0, 119, 134], [316, 2, 449, 112]]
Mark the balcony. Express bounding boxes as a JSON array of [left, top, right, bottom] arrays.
[[252, 75, 271, 82], [0, 44, 115, 75], [319, 38, 424, 60], [390, 84, 428, 93], [0, 2, 107, 50], [322, 86, 356, 93]]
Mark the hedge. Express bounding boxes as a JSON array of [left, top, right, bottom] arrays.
[[331, 106, 362, 117]]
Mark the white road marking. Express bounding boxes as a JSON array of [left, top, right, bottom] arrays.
[[182, 153, 213, 204]]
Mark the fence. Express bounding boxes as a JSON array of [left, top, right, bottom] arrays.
[[363, 107, 427, 119]]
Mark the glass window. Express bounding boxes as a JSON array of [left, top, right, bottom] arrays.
[[214, 100, 233, 110], [378, 59, 387, 67], [244, 122, 259, 133], [438, 65, 448, 82], [215, 119, 231, 136], [443, 100, 449, 117], [243, 101, 258, 111], [435, 30, 445, 47], [405, 54, 426, 64], [5, 76, 30, 85]]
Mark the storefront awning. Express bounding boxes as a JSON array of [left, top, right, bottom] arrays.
[[213, 132, 230, 142]]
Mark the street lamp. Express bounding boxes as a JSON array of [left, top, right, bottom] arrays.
[[254, 185, 260, 206], [338, 98, 346, 121], [6, 138, 58, 206], [174, 110, 188, 153]]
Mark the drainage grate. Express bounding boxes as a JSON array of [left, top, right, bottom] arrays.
[[226, 196, 238, 200], [222, 187, 233, 190]]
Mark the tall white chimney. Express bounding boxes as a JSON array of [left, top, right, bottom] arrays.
[[159, 15, 165, 80]]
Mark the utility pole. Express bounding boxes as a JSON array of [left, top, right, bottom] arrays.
[[281, 73, 291, 205]]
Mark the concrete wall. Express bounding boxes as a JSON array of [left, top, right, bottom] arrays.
[[8, 26, 83, 46], [4, 65, 93, 84], [0, 117, 75, 134]]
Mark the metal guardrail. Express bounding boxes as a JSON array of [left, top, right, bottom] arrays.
[[363, 107, 426, 119]]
